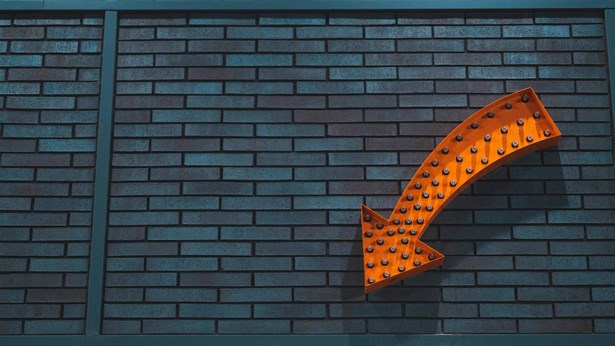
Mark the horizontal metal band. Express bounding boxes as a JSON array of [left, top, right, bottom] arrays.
[[0, 0, 614, 10]]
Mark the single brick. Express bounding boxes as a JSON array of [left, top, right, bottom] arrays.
[[444, 319, 517, 333], [254, 303, 326, 318], [157, 27, 223, 39], [435, 26, 501, 37], [146, 258, 217, 272], [330, 67, 396, 80], [226, 54, 293, 67], [365, 53, 432, 66], [443, 287, 515, 302], [104, 304, 176, 318], [218, 320, 290, 334], [142, 319, 215, 334], [258, 40, 324, 53], [518, 287, 590, 301], [296, 26, 363, 39], [296, 53, 363, 66], [398, 39, 465, 52]]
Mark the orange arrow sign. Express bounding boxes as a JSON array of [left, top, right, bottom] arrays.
[[360, 87, 562, 294]]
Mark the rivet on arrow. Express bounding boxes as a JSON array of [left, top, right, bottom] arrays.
[[415, 247, 422, 254], [409, 229, 417, 236], [364, 214, 372, 222], [428, 253, 436, 260], [456, 155, 463, 162], [401, 237, 408, 244], [423, 171, 430, 178], [544, 129, 551, 136], [414, 203, 421, 210], [512, 140, 519, 148], [393, 218, 400, 225], [471, 122, 478, 129], [505, 102, 512, 109], [402, 252, 409, 259], [381, 259, 388, 265], [415, 182, 422, 189], [484, 134, 491, 142], [533, 111, 541, 119], [414, 259, 421, 266], [481, 157, 488, 164], [426, 205, 433, 211], [417, 218, 424, 224], [398, 227, 405, 234], [501, 126, 508, 134], [376, 223, 383, 229], [365, 230, 373, 238], [405, 218, 412, 225], [466, 167, 473, 174], [422, 191, 430, 198], [442, 168, 450, 175], [366, 246, 374, 253], [368, 277, 375, 284], [432, 159, 439, 167], [398, 265, 405, 272], [437, 192, 444, 199], [389, 246, 396, 253], [487, 111, 495, 118], [450, 180, 457, 187], [526, 135, 534, 142], [517, 118, 524, 126], [522, 94, 529, 102], [383, 271, 390, 278], [367, 261, 374, 268], [400, 206, 407, 213], [387, 229, 394, 236], [498, 148, 505, 155], [456, 134, 463, 141], [442, 146, 449, 154], [377, 238, 384, 245], [432, 179, 439, 186], [471, 146, 478, 153], [406, 195, 414, 201]]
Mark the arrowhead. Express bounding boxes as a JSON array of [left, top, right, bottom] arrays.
[[361, 204, 444, 294]]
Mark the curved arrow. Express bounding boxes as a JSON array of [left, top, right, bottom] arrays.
[[360, 87, 561, 294]]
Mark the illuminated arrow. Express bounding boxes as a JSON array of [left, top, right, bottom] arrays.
[[360, 88, 561, 294]]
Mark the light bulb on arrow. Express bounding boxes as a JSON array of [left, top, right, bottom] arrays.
[[360, 87, 562, 294]]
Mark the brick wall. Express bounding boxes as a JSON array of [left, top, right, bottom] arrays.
[[0, 13, 103, 334], [1, 10, 614, 336]]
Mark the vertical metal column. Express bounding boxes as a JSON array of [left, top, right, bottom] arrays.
[[86, 10, 118, 336], [606, 9, 615, 150]]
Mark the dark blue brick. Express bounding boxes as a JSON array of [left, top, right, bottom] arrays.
[[142, 319, 215, 334], [477, 272, 549, 286], [435, 26, 501, 37], [221, 197, 290, 210], [399, 39, 465, 52], [518, 287, 590, 301], [296, 27, 363, 39], [444, 319, 517, 333], [218, 320, 290, 334], [254, 303, 326, 318], [254, 272, 325, 286], [296, 53, 363, 66], [552, 272, 615, 285], [24, 320, 83, 334], [555, 303, 615, 317], [329, 67, 396, 80], [226, 54, 293, 67], [443, 287, 515, 302], [104, 304, 175, 318], [220, 288, 291, 302]]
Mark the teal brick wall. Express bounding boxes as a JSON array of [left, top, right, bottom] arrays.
[[0, 13, 103, 335], [1, 10, 614, 336]]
